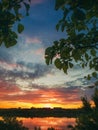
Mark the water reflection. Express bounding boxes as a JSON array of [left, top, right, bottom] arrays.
[[18, 117, 75, 130]]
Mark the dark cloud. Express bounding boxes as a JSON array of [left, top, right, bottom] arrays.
[[52, 87, 80, 101], [0, 60, 53, 87], [16, 61, 53, 79], [66, 77, 96, 87]]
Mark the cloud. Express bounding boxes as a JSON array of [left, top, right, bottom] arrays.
[[0, 86, 81, 107], [0, 60, 52, 78], [0, 79, 94, 108], [16, 62, 53, 79], [66, 77, 96, 87], [35, 48, 44, 56], [0, 59, 54, 90], [0, 80, 21, 96], [26, 37, 42, 44], [0, 47, 13, 63]]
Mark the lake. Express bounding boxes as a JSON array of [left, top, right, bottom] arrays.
[[18, 117, 76, 130]]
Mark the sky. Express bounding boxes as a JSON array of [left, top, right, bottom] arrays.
[[0, 0, 95, 109]]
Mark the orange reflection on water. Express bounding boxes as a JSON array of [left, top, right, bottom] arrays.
[[18, 117, 75, 130]]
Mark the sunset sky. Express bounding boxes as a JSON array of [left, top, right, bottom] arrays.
[[0, 0, 95, 109]]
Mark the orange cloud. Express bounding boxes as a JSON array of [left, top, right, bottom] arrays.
[[0, 83, 82, 109]]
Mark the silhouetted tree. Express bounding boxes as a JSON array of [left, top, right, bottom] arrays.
[[34, 126, 41, 130], [47, 127, 55, 130], [68, 88, 98, 130], [0, 116, 29, 130]]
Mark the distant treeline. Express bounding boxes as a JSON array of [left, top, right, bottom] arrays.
[[0, 108, 84, 118]]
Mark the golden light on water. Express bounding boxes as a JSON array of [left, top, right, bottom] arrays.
[[18, 117, 76, 130]]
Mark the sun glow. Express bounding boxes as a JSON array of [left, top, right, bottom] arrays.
[[0, 101, 82, 109], [43, 104, 54, 108]]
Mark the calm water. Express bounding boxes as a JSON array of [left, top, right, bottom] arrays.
[[18, 117, 76, 130]]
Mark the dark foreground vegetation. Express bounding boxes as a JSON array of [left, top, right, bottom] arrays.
[[0, 116, 61, 130], [0, 107, 83, 118], [0, 116, 29, 130], [68, 88, 98, 130]]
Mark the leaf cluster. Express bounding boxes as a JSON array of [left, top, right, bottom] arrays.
[[0, 0, 31, 47], [45, 0, 98, 78]]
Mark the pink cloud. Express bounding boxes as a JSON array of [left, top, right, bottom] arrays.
[[0, 82, 20, 94], [35, 48, 44, 55], [0, 60, 23, 71], [26, 37, 42, 44]]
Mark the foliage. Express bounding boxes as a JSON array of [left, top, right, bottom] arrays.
[[0, 116, 29, 130], [47, 127, 55, 130], [33, 127, 55, 130], [45, 0, 98, 79], [69, 88, 98, 130], [34, 126, 41, 130], [0, 0, 31, 48]]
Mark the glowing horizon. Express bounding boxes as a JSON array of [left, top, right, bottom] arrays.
[[0, 101, 82, 109], [0, 85, 84, 109]]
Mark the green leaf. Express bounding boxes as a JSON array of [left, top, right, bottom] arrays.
[[55, 0, 65, 10], [73, 9, 86, 21], [82, 63, 85, 68], [0, 37, 3, 46], [18, 23, 24, 33], [85, 53, 89, 61], [87, 75, 91, 80], [56, 24, 59, 31], [69, 62, 73, 68], [54, 58, 62, 69], [23, 2, 30, 16], [90, 49, 96, 56], [54, 41, 58, 46], [62, 62, 68, 74], [5, 40, 17, 48], [95, 65, 98, 71], [92, 72, 97, 78], [45, 47, 52, 55], [61, 24, 65, 32], [89, 61, 94, 69], [45, 56, 50, 65], [95, 81, 98, 86]]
